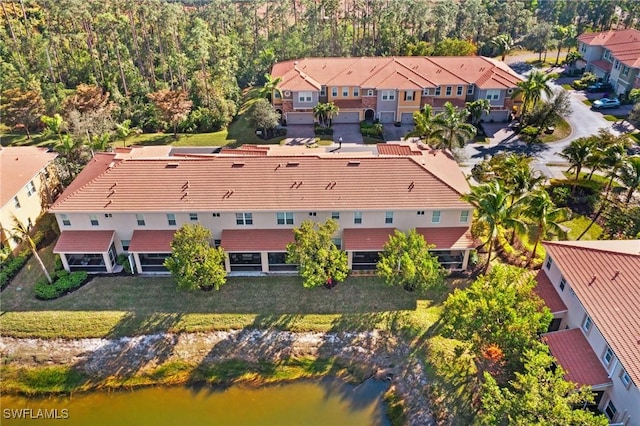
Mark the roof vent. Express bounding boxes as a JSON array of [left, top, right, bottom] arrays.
[[166, 162, 179, 168], [232, 162, 245, 167], [110, 182, 117, 190], [348, 160, 361, 166], [286, 161, 300, 167], [408, 181, 415, 191]]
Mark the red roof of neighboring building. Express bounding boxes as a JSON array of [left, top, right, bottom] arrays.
[[272, 56, 523, 92], [0, 147, 57, 207], [342, 228, 396, 251], [376, 144, 417, 156], [543, 328, 612, 387], [128, 230, 175, 253], [416, 227, 475, 250], [543, 240, 640, 386], [221, 229, 294, 251], [54, 231, 115, 253], [534, 270, 568, 314], [579, 29, 640, 68], [50, 153, 471, 212]]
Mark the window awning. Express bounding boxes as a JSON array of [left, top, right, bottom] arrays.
[[54, 231, 115, 253], [534, 270, 568, 314], [221, 229, 294, 252], [416, 227, 475, 249], [342, 228, 396, 251], [542, 329, 612, 388], [129, 230, 176, 253]]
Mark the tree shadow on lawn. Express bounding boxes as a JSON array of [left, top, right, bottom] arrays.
[[470, 137, 551, 159]]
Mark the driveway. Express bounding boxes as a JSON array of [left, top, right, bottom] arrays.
[[282, 124, 315, 145], [383, 123, 414, 142], [331, 124, 363, 143]]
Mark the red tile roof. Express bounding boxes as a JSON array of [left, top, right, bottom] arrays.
[[1, 147, 57, 207], [591, 60, 613, 73], [221, 229, 294, 251], [543, 329, 612, 387], [543, 240, 640, 385], [579, 29, 640, 68], [128, 230, 175, 253], [50, 153, 471, 213], [534, 270, 568, 314], [376, 144, 416, 156], [332, 99, 364, 109], [272, 57, 523, 92], [430, 98, 467, 109], [342, 228, 396, 251], [54, 231, 115, 253], [415, 227, 475, 249]]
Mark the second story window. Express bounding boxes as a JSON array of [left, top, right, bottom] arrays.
[[136, 214, 145, 226], [431, 210, 441, 223], [486, 90, 500, 100], [61, 213, 71, 226], [622, 66, 630, 76], [331, 87, 338, 97], [435, 87, 441, 96], [342, 87, 349, 97], [457, 86, 463, 96], [331, 212, 340, 220], [89, 214, 99, 226], [353, 87, 359, 97], [236, 212, 253, 225], [167, 213, 177, 226], [459, 210, 469, 223], [385, 211, 393, 224], [621, 370, 631, 387], [559, 277, 566, 291], [603, 346, 614, 365], [546, 256, 553, 270], [320, 86, 326, 96], [467, 85, 474, 95], [381, 90, 395, 101], [446, 86, 452, 96], [354, 211, 363, 224], [277, 212, 294, 225], [582, 315, 592, 333], [405, 91, 415, 101], [13, 196, 21, 209], [27, 180, 36, 197], [298, 92, 312, 102], [189, 213, 198, 221]]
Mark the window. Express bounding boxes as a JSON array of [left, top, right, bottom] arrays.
[[459, 210, 469, 223], [614, 60, 620, 70], [277, 212, 294, 225], [136, 214, 145, 226], [332, 238, 342, 250], [213, 239, 221, 247], [620, 370, 631, 387], [189, 213, 198, 221], [605, 400, 617, 420], [435, 87, 441, 96], [167, 213, 177, 226], [467, 85, 474, 95], [404, 91, 414, 101], [13, 196, 20, 209], [331, 212, 340, 220], [212, 213, 220, 217], [236, 212, 253, 225], [353, 87, 359, 97], [559, 277, 566, 291], [104, 213, 112, 218], [431, 210, 441, 223], [546, 256, 553, 270], [274, 91, 281, 99], [367, 89, 374, 96], [456, 86, 463, 96], [298, 92, 312, 102], [331, 87, 338, 97], [381, 90, 395, 101], [385, 211, 393, 224], [308, 212, 316, 217], [89, 214, 99, 226], [446, 86, 452, 96], [121, 240, 131, 252], [422, 88, 430, 96], [61, 214, 71, 226], [354, 211, 362, 224], [417, 211, 425, 216], [582, 316, 592, 332], [603, 347, 614, 365], [622, 66, 629, 76], [320, 86, 326, 96], [342, 87, 349, 97], [486, 89, 500, 100], [27, 180, 36, 197], [27, 217, 32, 230]]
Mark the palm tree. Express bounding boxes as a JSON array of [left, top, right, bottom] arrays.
[[259, 73, 283, 101], [404, 105, 442, 145], [465, 99, 491, 126], [115, 119, 141, 147], [512, 70, 554, 121], [490, 34, 520, 61], [560, 137, 594, 180], [313, 102, 327, 127], [10, 216, 52, 284], [463, 182, 526, 273], [617, 156, 640, 204], [433, 102, 476, 151], [522, 190, 569, 266], [601, 143, 627, 195], [324, 102, 339, 127]]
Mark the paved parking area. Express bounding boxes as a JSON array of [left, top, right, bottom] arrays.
[[383, 123, 414, 142], [331, 124, 363, 143]]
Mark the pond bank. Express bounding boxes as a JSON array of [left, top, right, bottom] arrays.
[[0, 330, 434, 425]]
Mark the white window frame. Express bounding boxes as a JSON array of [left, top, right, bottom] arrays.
[[381, 90, 395, 101], [89, 214, 99, 226], [422, 88, 430, 96], [605, 400, 617, 420], [236, 212, 253, 225], [136, 214, 145, 226], [457, 86, 463, 96], [385, 211, 393, 224], [614, 60, 620, 70], [353, 87, 359, 97], [431, 210, 441, 224], [298, 91, 312, 102], [486, 89, 500, 100], [27, 180, 36, 197], [446, 86, 452, 96], [620, 370, 631, 388], [331, 87, 338, 97], [546, 257, 553, 270], [354, 211, 363, 224], [405, 91, 415, 101], [435, 87, 441, 96], [622, 66, 629, 76], [366, 89, 374, 96], [342, 87, 349, 97], [61, 214, 71, 227], [459, 210, 469, 223], [167, 213, 177, 226], [331, 212, 340, 220], [603, 346, 614, 365], [277, 212, 294, 225], [582, 315, 593, 333], [320, 86, 326, 96], [13, 196, 20, 209], [189, 212, 198, 221], [559, 277, 566, 291], [121, 239, 131, 252], [467, 85, 474, 95]]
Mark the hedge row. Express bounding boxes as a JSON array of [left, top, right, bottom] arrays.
[[0, 256, 28, 290], [34, 270, 88, 300]]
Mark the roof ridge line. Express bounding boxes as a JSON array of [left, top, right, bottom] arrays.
[[544, 240, 640, 257], [51, 154, 119, 209], [407, 155, 467, 197]]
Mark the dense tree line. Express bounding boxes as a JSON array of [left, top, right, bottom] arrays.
[[1, 0, 639, 136]]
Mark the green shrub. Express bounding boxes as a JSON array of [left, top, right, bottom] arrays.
[[0, 255, 28, 289], [314, 126, 333, 135], [116, 253, 132, 273], [572, 80, 588, 90], [54, 254, 63, 271], [34, 271, 88, 300]]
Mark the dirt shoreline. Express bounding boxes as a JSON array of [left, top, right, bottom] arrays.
[[1, 330, 434, 425]]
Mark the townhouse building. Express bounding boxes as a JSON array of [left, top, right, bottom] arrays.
[[578, 28, 640, 95], [535, 240, 640, 425], [0, 146, 58, 251], [270, 56, 524, 125], [49, 144, 474, 275]]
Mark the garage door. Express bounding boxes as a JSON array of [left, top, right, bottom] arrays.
[[379, 111, 395, 123], [400, 112, 415, 124], [286, 112, 314, 124], [332, 111, 360, 124]]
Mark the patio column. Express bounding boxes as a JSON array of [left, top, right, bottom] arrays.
[[60, 253, 71, 272], [261, 252, 269, 273], [102, 253, 114, 273], [133, 253, 143, 274], [461, 249, 470, 270], [347, 251, 353, 269], [224, 253, 231, 273]]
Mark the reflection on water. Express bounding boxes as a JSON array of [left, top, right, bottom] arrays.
[[1, 377, 390, 426]]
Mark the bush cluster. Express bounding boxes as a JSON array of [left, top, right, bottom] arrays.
[[314, 126, 333, 135], [359, 121, 383, 138], [34, 270, 88, 300], [0, 256, 28, 290]]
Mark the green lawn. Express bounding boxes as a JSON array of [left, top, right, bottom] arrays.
[[561, 214, 603, 240], [539, 116, 571, 143], [562, 171, 622, 188], [561, 84, 573, 90], [582, 99, 592, 106]]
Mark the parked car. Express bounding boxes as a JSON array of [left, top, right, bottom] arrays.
[[592, 98, 621, 109], [586, 82, 613, 92]]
